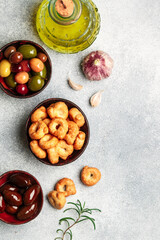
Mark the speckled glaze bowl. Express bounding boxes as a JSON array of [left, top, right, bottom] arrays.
[[0, 40, 52, 98], [26, 98, 90, 166], [0, 170, 43, 225]]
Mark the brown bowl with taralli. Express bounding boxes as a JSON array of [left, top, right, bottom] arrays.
[[26, 98, 90, 166]]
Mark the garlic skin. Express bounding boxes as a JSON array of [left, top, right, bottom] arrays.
[[90, 90, 104, 107], [82, 51, 114, 81], [68, 78, 83, 91]]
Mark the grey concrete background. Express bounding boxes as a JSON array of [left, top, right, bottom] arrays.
[[0, 0, 160, 239]]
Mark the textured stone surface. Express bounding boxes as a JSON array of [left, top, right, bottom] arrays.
[[0, 0, 160, 239]]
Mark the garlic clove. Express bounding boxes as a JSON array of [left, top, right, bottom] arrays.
[[90, 90, 104, 107], [68, 78, 83, 91]]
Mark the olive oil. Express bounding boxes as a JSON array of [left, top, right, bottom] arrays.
[[36, 0, 100, 53]]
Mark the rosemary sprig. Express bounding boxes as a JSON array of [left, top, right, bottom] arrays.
[[55, 200, 101, 240]]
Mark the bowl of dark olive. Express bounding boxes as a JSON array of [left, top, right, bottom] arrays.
[[0, 170, 43, 224], [0, 40, 52, 98], [26, 98, 90, 166]]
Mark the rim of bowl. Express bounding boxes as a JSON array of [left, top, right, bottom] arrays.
[[0, 40, 52, 99], [26, 98, 90, 166], [0, 170, 43, 225]]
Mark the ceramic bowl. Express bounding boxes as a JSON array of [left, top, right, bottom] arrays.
[[0, 40, 52, 98], [26, 98, 90, 166], [0, 170, 43, 224]]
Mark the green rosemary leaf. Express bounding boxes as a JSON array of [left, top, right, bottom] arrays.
[[77, 200, 83, 211], [77, 218, 88, 223], [67, 202, 81, 212], [81, 215, 96, 230], [60, 217, 75, 222], [59, 218, 70, 227], [54, 237, 62, 240], [66, 229, 73, 240], [82, 209, 92, 214], [88, 208, 101, 212], [56, 229, 63, 234], [64, 208, 80, 216], [83, 201, 86, 209]]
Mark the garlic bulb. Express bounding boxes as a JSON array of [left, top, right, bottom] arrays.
[[90, 90, 104, 107], [82, 51, 114, 81]]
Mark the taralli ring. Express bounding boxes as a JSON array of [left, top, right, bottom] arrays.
[[74, 131, 86, 150], [81, 166, 101, 186], [43, 118, 51, 126], [47, 147, 59, 164], [47, 102, 68, 119], [31, 106, 48, 122], [29, 121, 48, 140], [64, 121, 79, 145], [48, 191, 66, 210], [30, 140, 47, 159], [49, 118, 68, 139], [56, 140, 74, 160], [69, 108, 85, 127], [55, 178, 76, 197], [39, 134, 58, 150]]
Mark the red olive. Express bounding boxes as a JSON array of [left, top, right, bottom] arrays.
[[9, 52, 23, 64], [17, 202, 37, 220], [5, 204, 18, 214], [9, 173, 32, 188], [23, 184, 40, 206], [0, 183, 19, 193], [19, 60, 31, 72], [4, 46, 16, 58], [16, 84, 29, 95], [11, 64, 23, 73], [0, 193, 5, 213], [3, 190, 22, 206], [37, 52, 47, 63]]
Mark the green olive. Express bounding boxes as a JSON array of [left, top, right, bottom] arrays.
[[17, 44, 37, 59], [32, 64, 47, 79], [28, 76, 44, 92], [5, 73, 17, 89]]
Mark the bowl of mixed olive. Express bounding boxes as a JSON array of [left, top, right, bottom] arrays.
[[0, 170, 43, 224], [0, 40, 52, 98]]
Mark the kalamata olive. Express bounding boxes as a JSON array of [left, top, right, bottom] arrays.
[[17, 202, 37, 220], [37, 52, 47, 63], [5, 73, 17, 89], [28, 76, 44, 92], [11, 64, 23, 73], [0, 59, 11, 77], [19, 60, 31, 72], [9, 52, 23, 64], [23, 184, 40, 206], [16, 84, 29, 95], [0, 193, 5, 213], [15, 72, 29, 84], [9, 173, 32, 188], [32, 64, 47, 79], [5, 204, 18, 214], [4, 46, 16, 58], [17, 44, 37, 59], [30, 58, 44, 73], [0, 183, 19, 193], [3, 190, 22, 206]]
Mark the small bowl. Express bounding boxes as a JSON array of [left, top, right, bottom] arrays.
[[0, 40, 52, 98], [26, 98, 90, 166], [0, 170, 43, 225]]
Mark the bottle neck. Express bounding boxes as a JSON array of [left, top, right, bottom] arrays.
[[48, 0, 82, 25]]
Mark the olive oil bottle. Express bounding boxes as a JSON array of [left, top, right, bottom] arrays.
[[36, 0, 100, 53]]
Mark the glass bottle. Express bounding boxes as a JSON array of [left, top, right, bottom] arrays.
[[36, 0, 100, 54]]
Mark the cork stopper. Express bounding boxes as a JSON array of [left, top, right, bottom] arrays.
[[55, 0, 74, 18]]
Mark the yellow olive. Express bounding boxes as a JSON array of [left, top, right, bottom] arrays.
[[0, 60, 11, 77]]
